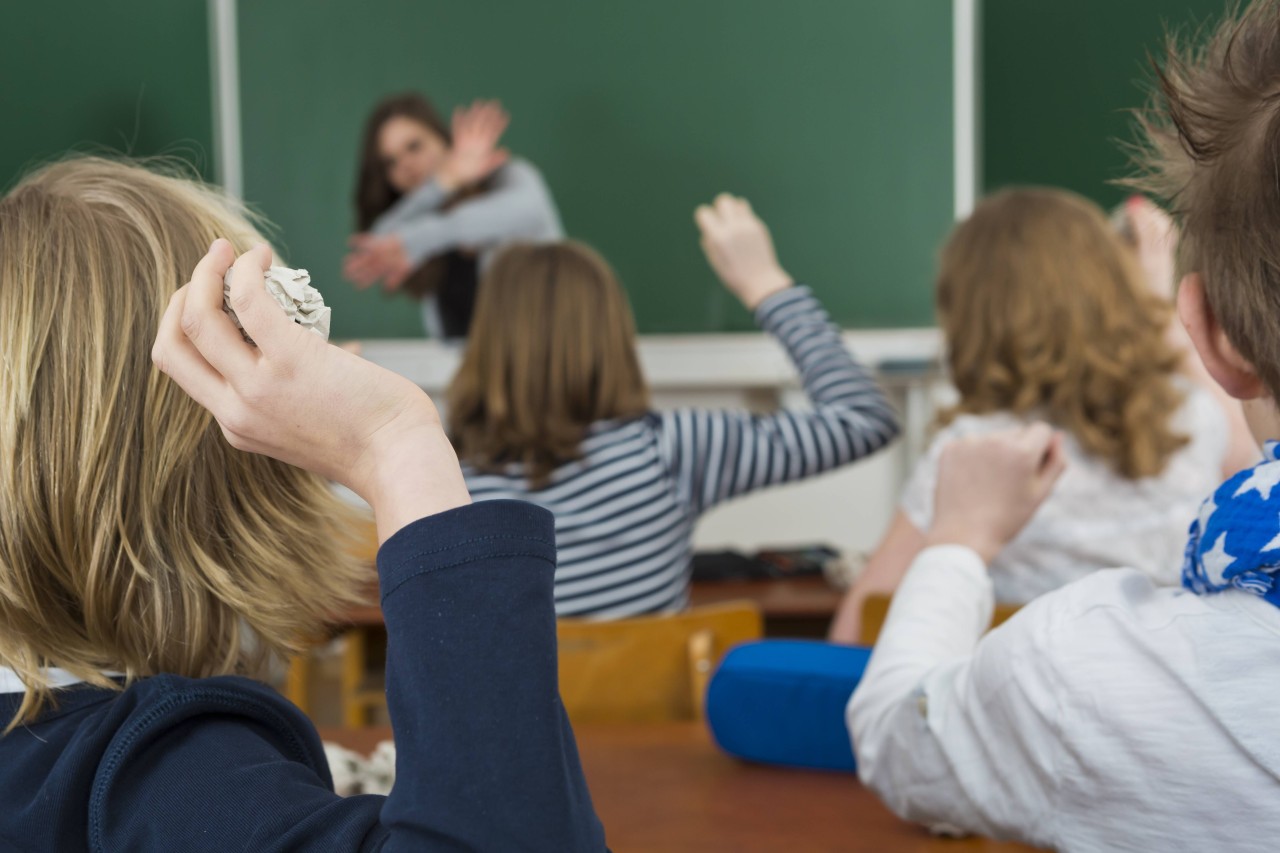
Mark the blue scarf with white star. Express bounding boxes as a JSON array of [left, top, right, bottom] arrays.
[[1183, 440, 1280, 608]]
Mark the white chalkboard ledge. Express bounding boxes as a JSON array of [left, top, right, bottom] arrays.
[[357, 328, 942, 395]]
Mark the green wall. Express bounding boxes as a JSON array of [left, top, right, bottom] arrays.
[[983, 0, 1226, 208], [0, 1, 213, 190], [238, 0, 954, 338]]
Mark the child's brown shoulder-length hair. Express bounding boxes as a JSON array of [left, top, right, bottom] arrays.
[[447, 241, 651, 487], [938, 187, 1188, 479]]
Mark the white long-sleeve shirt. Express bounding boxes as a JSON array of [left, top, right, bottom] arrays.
[[847, 545, 1280, 853]]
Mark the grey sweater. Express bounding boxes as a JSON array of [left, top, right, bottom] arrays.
[[371, 158, 563, 336]]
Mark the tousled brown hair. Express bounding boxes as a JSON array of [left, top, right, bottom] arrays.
[[938, 188, 1189, 479], [1130, 0, 1280, 403], [0, 157, 368, 732], [448, 242, 651, 486]]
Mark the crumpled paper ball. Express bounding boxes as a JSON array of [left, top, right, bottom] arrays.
[[322, 742, 365, 797], [223, 266, 332, 344], [361, 741, 396, 796], [321, 740, 397, 796]]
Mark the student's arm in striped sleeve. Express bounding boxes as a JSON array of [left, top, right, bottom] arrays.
[[659, 285, 900, 514]]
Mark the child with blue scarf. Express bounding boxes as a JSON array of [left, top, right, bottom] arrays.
[[847, 3, 1280, 851]]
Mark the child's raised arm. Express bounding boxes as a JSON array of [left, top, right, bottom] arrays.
[[656, 196, 900, 513], [141, 240, 606, 851], [848, 425, 1066, 840], [155, 240, 469, 538]]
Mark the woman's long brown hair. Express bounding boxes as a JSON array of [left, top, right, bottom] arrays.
[[352, 91, 492, 308], [354, 92, 451, 230]]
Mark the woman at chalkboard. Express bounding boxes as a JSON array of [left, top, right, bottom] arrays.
[[344, 94, 562, 338], [449, 194, 900, 618]]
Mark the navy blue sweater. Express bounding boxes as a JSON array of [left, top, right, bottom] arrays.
[[0, 500, 607, 851]]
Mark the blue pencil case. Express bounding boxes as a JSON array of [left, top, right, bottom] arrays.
[[704, 639, 872, 773]]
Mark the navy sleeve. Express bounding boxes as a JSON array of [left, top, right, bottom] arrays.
[[92, 501, 606, 852], [374, 500, 605, 851]]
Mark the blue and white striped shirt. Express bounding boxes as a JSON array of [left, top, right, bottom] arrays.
[[462, 286, 900, 618]]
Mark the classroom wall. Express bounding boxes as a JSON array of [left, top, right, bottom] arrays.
[[0, 1, 214, 189], [982, 0, 1226, 208]]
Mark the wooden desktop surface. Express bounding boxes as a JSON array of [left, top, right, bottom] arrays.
[[340, 574, 844, 629], [321, 722, 1041, 853], [688, 574, 843, 619]]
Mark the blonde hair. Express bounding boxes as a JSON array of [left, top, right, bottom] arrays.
[[0, 157, 367, 732], [448, 241, 650, 487], [937, 188, 1189, 479], [1131, 0, 1280, 402]]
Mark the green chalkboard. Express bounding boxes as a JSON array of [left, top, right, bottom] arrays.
[[983, 0, 1225, 209], [0, 0, 213, 189], [239, 0, 954, 338]]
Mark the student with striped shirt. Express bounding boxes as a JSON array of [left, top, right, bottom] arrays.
[[448, 194, 900, 618]]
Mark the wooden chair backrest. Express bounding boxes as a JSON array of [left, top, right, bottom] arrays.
[[858, 594, 1020, 647], [557, 601, 764, 723]]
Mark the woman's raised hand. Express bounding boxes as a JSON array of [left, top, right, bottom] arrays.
[[154, 239, 470, 540], [343, 233, 412, 292], [437, 99, 511, 192]]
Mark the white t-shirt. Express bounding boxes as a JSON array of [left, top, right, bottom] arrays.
[[899, 385, 1227, 602], [848, 546, 1280, 852]]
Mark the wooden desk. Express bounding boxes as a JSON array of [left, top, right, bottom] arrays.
[[321, 722, 1041, 853], [690, 575, 843, 637], [340, 575, 844, 634], [299, 576, 840, 724]]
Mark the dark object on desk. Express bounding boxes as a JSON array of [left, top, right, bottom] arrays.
[[692, 546, 838, 583], [692, 551, 769, 582]]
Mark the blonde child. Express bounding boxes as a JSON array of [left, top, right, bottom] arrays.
[[0, 157, 603, 851]]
